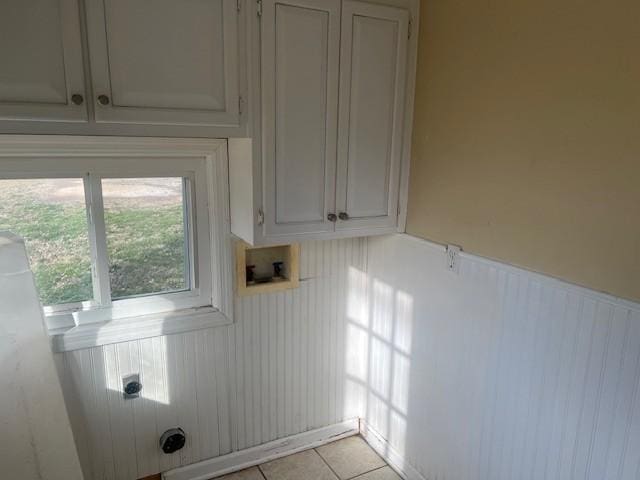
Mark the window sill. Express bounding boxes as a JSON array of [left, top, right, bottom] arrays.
[[49, 306, 232, 353]]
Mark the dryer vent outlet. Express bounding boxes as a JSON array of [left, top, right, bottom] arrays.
[[160, 427, 186, 454]]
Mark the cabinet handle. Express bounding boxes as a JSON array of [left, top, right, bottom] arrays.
[[327, 213, 337, 222], [97, 94, 110, 106], [338, 212, 349, 221], [71, 94, 84, 105]]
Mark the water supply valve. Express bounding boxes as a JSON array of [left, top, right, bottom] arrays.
[[160, 428, 186, 454]]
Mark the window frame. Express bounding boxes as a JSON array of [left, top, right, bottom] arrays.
[[0, 136, 233, 350], [94, 173, 195, 303]]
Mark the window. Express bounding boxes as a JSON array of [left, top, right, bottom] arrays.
[[0, 178, 94, 306], [102, 177, 190, 299], [0, 137, 231, 337]]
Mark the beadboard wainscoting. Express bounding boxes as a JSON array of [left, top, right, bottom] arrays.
[[56, 238, 368, 480], [230, 239, 368, 451], [56, 233, 640, 480], [56, 328, 233, 480], [363, 234, 640, 480]]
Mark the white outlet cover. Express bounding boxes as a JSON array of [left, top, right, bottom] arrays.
[[123, 373, 142, 399]]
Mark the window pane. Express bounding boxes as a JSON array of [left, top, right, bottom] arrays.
[[102, 177, 189, 299], [0, 178, 93, 306]]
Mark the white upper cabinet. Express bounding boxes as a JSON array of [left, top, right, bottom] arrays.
[[84, 0, 240, 126], [0, 0, 417, 244], [231, 0, 416, 244], [336, 0, 409, 231], [0, 0, 87, 122], [261, 0, 340, 236]]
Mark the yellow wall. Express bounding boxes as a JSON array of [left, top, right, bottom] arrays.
[[407, 0, 640, 302]]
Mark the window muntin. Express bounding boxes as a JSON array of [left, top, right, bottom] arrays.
[[0, 156, 213, 325]]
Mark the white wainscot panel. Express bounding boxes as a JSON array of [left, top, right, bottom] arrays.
[[58, 238, 368, 480], [230, 238, 369, 451], [56, 233, 640, 480], [363, 234, 640, 480], [57, 328, 232, 480]]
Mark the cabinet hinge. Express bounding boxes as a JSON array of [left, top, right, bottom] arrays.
[[408, 18, 412, 39], [257, 208, 264, 225], [257, 0, 262, 17], [237, 0, 241, 12]]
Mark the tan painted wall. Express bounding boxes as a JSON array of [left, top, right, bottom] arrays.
[[406, 0, 640, 302]]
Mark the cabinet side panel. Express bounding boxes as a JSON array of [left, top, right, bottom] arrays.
[[229, 138, 256, 244]]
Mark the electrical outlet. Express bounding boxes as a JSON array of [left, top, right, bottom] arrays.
[[123, 373, 142, 399], [446, 244, 462, 273]]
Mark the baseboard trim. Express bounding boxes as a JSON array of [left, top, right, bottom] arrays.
[[359, 421, 425, 480], [162, 419, 360, 480]]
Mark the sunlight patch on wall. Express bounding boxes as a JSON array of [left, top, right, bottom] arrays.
[[372, 279, 394, 340], [391, 353, 411, 416], [347, 266, 369, 327], [346, 323, 369, 383], [344, 262, 416, 459], [102, 336, 170, 406], [370, 336, 392, 400], [394, 291, 413, 355]]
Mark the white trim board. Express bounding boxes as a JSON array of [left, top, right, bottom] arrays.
[[0, 135, 235, 350], [162, 419, 360, 480], [396, 233, 640, 312], [49, 307, 231, 353], [359, 421, 424, 480]]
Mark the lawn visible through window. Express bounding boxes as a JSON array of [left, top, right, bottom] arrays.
[[0, 178, 93, 306], [102, 177, 189, 299], [0, 141, 221, 327]]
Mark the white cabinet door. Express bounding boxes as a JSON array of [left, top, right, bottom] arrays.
[[336, 0, 409, 230], [0, 0, 87, 122], [261, 0, 340, 236], [84, 0, 239, 126]]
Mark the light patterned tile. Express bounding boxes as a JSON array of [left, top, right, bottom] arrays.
[[353, 467, 401, 480], [216, 466, 265, 480], [260, 449, 338, 480], [316, 436, 386, 479]]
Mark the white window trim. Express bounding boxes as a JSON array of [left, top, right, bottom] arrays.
[[4, 158, 212, 322], [0, 135, 234, 352]]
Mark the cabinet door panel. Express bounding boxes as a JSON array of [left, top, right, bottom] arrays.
[[0, 0, 87, 122], [336, 0, 409, 230], [85, 0, 239, 126], [262, 0, 340, 236]]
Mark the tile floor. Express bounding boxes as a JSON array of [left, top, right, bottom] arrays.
[[216, 436, 401, 480]]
